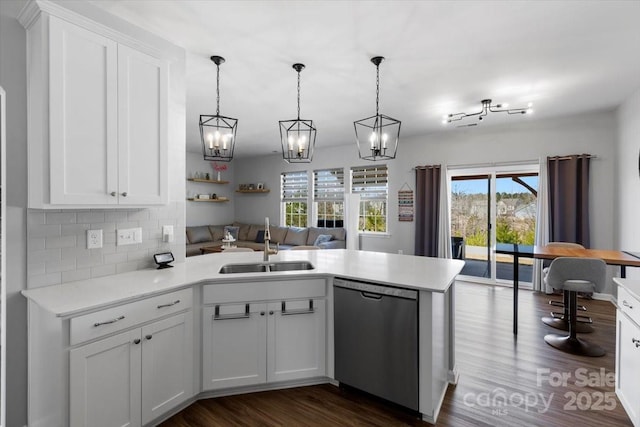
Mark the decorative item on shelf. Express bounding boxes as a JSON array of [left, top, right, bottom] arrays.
[[279, 63, 316, 163], [197, 194, 210, 200], [200, 55, 237, 162], [205, 173, 210, 180], [354, 56, 401, 161], [211, 193, 217, 199], [257, 182, 264, 190], [212, 161, 227, 181], [442, 99, 533, 127], [248, 184, 255, 190]]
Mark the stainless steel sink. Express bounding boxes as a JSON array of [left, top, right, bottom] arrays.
[[219, 263, 269, 274], [218, 261, 314, 274], [267, 261, 315, 272]]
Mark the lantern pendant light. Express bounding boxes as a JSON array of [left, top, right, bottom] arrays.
[[354, 56, 401, 161], [279, 63, 316, 163], [200, 55, 238, 162]]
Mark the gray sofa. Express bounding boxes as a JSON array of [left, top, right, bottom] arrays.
[[186, 222, 346, 257]]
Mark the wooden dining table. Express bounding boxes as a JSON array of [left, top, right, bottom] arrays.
[[495, 243, 640, 334]]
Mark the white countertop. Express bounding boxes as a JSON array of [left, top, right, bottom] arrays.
[[613, 277, 640, 302], [22, 249, 464, 318]]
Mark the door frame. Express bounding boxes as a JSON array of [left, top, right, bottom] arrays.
[[449, 162, 539, 286], [1, 85, 7, 427]]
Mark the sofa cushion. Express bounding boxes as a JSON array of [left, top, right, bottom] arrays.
[[307, 227, 346, 245], [186, 226, 213, 244], [233, 222, 251, 241], [255, 230, 265, 243], [314, 234, 333, 246], [208, 225, 226, 241], [247, 224, 262, 242], [269, 226, 289, 244], [284, 227, 309, 246], [223, 225, 240, 240]]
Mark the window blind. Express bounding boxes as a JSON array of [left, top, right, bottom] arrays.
[[281, 171, 308, 201], [314, 168, 344, 201], [351, 165, 388, 200]]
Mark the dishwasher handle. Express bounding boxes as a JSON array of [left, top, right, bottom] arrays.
[[361, 292, 383, 300]]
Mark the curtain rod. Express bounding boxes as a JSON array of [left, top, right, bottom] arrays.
[[547, 154, 598, 161], [446, 159, 539, 170], [413, 165, 441, 170]]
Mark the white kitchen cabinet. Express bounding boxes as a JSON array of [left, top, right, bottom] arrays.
[[70, 312, 193, 427], [615, 281, 640, 427], [202, 303, 268, 390], [202, 299, 326, 391], [202, 278, 327, 392], [24, 11, 168, 208], [69, 329, 141, 427], [267, 299, 326, 382]]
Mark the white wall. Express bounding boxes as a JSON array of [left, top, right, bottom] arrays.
[[235, 111, 617, 256], [185, 151, 235, 226], [616, 87, 640, 280], [0, 2, 29, 424]]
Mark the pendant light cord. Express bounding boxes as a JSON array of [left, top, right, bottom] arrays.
[[216, 62, 220, 116], [297, 69, 301, 120], [375, 63, 380, 116]]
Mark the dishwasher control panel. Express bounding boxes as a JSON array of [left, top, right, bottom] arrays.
[[333, 278, 417, 300]]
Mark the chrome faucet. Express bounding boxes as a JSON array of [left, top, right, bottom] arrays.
[[263, 219, 278, 261]]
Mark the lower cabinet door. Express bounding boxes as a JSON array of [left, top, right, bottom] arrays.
[[141, 313, 194, 425], [70, 329, 142, 427], [267, 299, 326, 382], [616, 310, 640, 426], [202, 303, 267, 390]]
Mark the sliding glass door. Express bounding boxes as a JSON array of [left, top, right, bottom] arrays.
[[450, 164, 539, 286]]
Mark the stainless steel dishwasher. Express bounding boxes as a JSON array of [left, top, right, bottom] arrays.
[[333, 277, 418, 411]]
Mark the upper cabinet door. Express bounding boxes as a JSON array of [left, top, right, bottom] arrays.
[[117, 45, 168, 205], [49, 16, 119, 205]]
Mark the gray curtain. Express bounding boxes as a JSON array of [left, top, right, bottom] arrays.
[[415, 165, 441, 257], [547, 154, 591, 248]]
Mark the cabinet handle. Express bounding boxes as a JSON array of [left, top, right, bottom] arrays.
[[269, 311, 274, 315], [121, 192, 128, 197], [623, 300, 634, 309], [157, 299, 180, 309], [260, 311, 265, 316], [110, 191, 117, 197], [145, 335, 152, 340], [281, 300, 315, 316], [133, 338, 141, 345], [214, 304, 251, 320], [93, 315, 125, 327], [633, 338, 640, 348]]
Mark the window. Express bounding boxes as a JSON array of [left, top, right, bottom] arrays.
[[351, 165, 388, 233], [314, 168, 344, 228], [281, 171, 308, 227]]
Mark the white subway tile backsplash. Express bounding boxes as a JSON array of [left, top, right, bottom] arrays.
[[62, 269, 91, 283], [29, 224, 62, 238], [27, 202, 185, 287], [91, 264, 116, 278], [45, 235, 77, 249], [46, 258, 76, 273], [46, 212, 77, 224], [77, 211, 106, 224]]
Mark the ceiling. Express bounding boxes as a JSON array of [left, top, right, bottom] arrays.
[[82, 1, 639, 157]]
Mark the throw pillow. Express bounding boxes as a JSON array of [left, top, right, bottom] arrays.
[[255, 230, 265, 243], [223, 225, 239, 241], [314, 234, 333, 246]]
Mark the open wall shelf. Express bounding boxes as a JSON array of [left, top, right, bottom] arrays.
[[236, 189, 270, 194], [187, 198, 229, 203], [187, 178, 229, 184]]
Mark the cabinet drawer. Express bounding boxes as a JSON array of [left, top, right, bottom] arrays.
[[70, 288, 192, 345], [618, 286, 640, 326], [203, 279, 326, 304]]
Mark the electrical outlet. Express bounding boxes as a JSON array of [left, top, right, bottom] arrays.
[[162, 225, 174, 243], [87, 229, 103, 249], [398, 249, 404, 255], [117, 227, 142, 246]]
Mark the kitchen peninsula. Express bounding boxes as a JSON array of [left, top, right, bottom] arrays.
[[22, 250, 464, 426]]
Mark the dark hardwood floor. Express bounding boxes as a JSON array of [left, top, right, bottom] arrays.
[[160, 282, 633, 427]]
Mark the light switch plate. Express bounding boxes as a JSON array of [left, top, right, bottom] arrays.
[[117, 227, 142, 246], [162, 225, 174, 243], [87, 229, 103, 249]]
